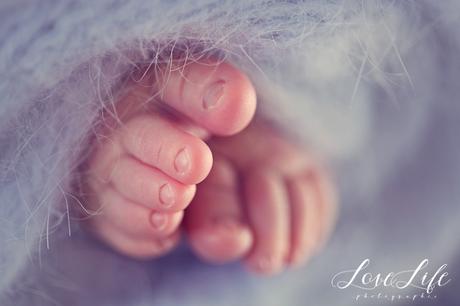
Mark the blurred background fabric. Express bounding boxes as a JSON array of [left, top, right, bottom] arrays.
[[0, 1, 459, 305]]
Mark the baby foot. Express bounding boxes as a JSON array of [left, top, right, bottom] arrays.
[[185, 119, 338, 275], [80, 59, 256, 259]]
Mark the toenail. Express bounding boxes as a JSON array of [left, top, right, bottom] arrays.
[[212, 216, 239, 232], [150, 212, 168, 231], [159, 183, 174, 208], [174, 148, 190, 174], [199, 228, 220, 246], [219, 218, 238, 232], [256, 255, 278, 272], [157, 237, 174, 250], [203, 80, 225, 110]]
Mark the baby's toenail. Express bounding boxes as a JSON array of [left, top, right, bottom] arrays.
[[158, 237, 174, 250], [174, 148, 190, 174], [150, 212, 168, 231], [212, 216, 238, 232], [220, 219, 238, 231], [203, 80, 225, 110], [256, 255, 277, 272], [159, 183, 174, 208]]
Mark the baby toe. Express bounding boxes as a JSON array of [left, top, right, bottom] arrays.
[[285, 167, 338, 268], [94, 188, 183, 239], [149, 210, 184, 237], [311, 168, 339, 251], [119, 113, 213, 185], [187, 218, 253, 264], [109, 156, 196, 212], [243, 169, 290, 276], [157, 60, 257, 136], [85, 211, 181, 260], [185, 156, 252, 264], [285, 176, 321, 268]]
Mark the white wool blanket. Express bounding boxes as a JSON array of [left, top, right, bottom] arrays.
[[1, 1, 460, 305]]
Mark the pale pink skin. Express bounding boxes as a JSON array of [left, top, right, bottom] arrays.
[[82, 59, 337, 275]]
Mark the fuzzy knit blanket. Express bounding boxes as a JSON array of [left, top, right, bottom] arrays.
[[1, 1, 460, 305]]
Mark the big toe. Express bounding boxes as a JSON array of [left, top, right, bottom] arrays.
[[155, 59, 257, 136], [185, 156, 253, 264]]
